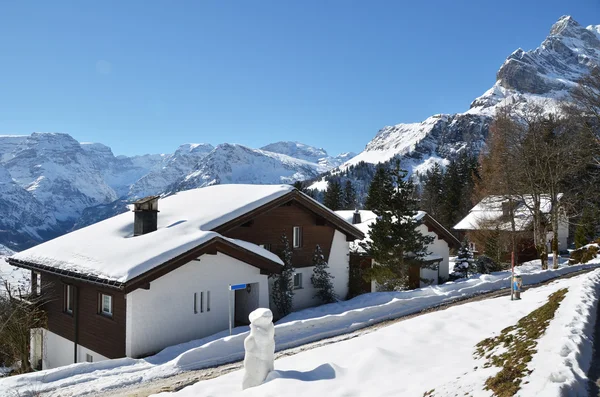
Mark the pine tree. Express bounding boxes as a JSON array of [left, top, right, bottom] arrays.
[[361, 160, 434, 290], [323, 179, 343, 210], [310, 245, 337, 303], [575, 207, 598, 248], [420, 163, 444, 218], [453, 239, 476, 278], [365, 165, 394, 211], [342, 180, 357, 210], [271, 232, 295, 317]]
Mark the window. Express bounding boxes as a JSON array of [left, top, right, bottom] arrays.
[[99, 293, 113, 317], [293, 226, 302, 248], [32, 271, 41, 296], [200, 291, 204, 313], [194, 293, 198, 314], [85, 354, 93, 363], [64, 285, 73, 314], [293, 273, 303, 289], [207, 291, 211, 312]]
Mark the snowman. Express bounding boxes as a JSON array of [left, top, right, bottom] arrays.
[[242, 308, 275, 390]]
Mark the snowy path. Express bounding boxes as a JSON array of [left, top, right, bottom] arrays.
[[153, 270, 600, 397], [1, 260, 598, 397]]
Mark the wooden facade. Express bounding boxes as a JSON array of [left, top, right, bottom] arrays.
[[41, 273, 126, 359], [222, 201, 336, 268]]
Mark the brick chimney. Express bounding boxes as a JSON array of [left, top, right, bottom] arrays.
[[352, 209, 361, 225], [132, 196, 159, 236]]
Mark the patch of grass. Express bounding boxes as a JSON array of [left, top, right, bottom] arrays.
[[473, 288, 568, 397], [422, 389, 435, 396]]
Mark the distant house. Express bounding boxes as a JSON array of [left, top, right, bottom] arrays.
[[335, 210, 460, 291], [8, 185, 363, 370], [454, 195, 569, 262]]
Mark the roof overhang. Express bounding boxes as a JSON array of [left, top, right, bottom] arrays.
[[8, 236, 283, 293], [421, 213, 461, 249]]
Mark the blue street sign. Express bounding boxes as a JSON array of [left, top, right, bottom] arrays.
[[230, 283, 247, 291]]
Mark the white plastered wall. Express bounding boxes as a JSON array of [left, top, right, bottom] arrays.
[[290, 230, 350, 312], [125, 252, 269, 358], [40, 329, 108, 370], [416, 224, 451, 285]]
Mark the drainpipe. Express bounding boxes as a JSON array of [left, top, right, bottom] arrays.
[[73, 285, 79, 364]]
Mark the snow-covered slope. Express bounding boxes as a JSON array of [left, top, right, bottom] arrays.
[[174, 143, 330, 191], [337, 15, 600, 178], [81, 142, 165, 197], [3, 133, 118, 222], [0, 164, 60, 250], [128, 143, 214, 199], [260, 141, 356, 169]]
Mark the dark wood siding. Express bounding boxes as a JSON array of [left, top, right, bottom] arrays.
[[222, 202, 336, 268], [41, 273, 126, 359]]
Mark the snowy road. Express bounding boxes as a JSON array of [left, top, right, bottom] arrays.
[[102, 266, 598, 397]]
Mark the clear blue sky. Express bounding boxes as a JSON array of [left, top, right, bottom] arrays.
[[0, 1, 598, 156]]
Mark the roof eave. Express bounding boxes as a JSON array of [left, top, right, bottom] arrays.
[[7, 257, 126, 290]]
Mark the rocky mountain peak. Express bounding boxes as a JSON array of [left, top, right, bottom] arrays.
[[550, 15, 581, 37]]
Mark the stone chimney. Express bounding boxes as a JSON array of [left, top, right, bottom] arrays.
[[133, 196, 159, 236], [352, 209, 361, 225]]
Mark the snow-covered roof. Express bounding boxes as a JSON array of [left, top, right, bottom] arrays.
[[11, 185, 294, 284], [335, 210, 428, 253], [454, 194, 564, 231]]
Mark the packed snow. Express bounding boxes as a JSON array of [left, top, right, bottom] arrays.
[[151, 270, 600, 397], [11, 185, 291, 283], [1, 258, 598, 397]]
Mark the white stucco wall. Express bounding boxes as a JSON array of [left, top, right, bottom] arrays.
[[289, 230, 350, 312], [558, 212, 569, 250], [40, 329, 108, 370], [416, 224, 451, 285], [125, 252, 269, 358], [328, 230, 351, 300]]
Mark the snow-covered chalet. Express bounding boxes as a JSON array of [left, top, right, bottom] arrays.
[[335, 210, 460, 292], [453, 195, 569, 262], [8, 184, 364, 370]]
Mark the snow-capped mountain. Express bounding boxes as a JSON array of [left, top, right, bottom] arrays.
[[2, 133, 119, 222], [128, 143, 214, 199], [0, 164, 60, 250], [172, 143, 330, 191], [310, 15, 600, 193], [0, 134, 353, 249], [260, 141, 356, 169]]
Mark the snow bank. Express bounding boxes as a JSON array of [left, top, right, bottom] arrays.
[[520, 268, 600, 396]]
